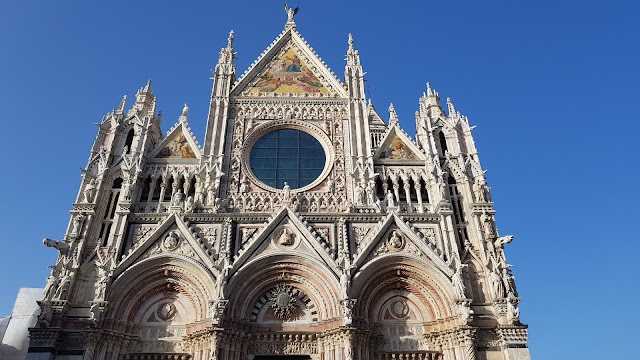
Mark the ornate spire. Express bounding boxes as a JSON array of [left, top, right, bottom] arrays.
[[348, 33, 354, 52], [346, 33, 360, 66], [218, 30, 236, 65]]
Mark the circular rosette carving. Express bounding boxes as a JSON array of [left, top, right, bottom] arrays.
[[269, 284, 299, 320], [390, 299, 410, 319]]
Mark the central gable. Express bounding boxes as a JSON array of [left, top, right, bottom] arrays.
[[232, 29, 347, 98]]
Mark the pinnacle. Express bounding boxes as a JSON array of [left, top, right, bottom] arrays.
[[143, 79, 152, 92]]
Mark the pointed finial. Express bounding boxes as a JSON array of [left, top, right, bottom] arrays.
[[143, 79, 152, 92], [389, 103, 399, 125], [227, 30, 234, 49], [117, 95, 127, 114], [426, 82, 433, 96], [447, 97, 455, 115]]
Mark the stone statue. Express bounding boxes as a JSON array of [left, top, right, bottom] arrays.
[[181, 103, 189, 117], [282, 182, 291, 200], [239, 181, 247, 193], [284, 3, 299, 22], [355, 184, 365, 205], [473, 180, 485, 202], [452, 263, 467, 298], [457, 301, 473, 323], [89, 303, 101, 323], [366, 181, 376, 205], [489, 268, 505, 299], [94, 257, 110, 300], [171, 190, 184, 207], [184, 196, 194, 213], [194, 183, 205, 204], [385, 190, 395, 207], [507, 300, 520, 322], [42, 265, 60, 301], [342, 299, 353, 317], [121, 180, 132, 201], [215, 263, 229, 298], [388, 230, 403, 249], [277, 228, 295, 246], [54, 268, 72, 300], [83, 178, 96, 203], [340, 270, 351, 298], [72, 214, 85, 235], [481, 212, 495, 238]]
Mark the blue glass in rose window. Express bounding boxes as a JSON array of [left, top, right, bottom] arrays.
[[250, 129, 325, 189]]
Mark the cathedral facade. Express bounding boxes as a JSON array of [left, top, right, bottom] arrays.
[[29, 14, 531, 360]]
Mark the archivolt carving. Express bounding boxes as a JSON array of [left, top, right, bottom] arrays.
[[107, 257, 214, 325], [352, 260, 456, 323], [227, 257, 341, 321]]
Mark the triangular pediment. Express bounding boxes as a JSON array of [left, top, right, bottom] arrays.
[[373, 125, 426, 164], [230, 206, 340, 276], [114, 214, 219, 277], [232, 28, 347, 98], [352, 212, 452, 278], [148, 122, 201, 162], [367, 102, 387, 128]]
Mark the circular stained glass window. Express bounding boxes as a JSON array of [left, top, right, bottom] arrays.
[[249, 129, 326, 190]]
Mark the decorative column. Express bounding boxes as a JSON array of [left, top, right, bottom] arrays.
[[147, 177, 157, 202], [157, 182, 167, 213], [414, 176, 424, 213], [402, 178, 412, 210]]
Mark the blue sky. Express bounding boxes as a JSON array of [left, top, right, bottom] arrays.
[[1, 1, 638, 358]]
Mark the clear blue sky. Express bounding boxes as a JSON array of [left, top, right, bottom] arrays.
[[1, 1, 638, 358]]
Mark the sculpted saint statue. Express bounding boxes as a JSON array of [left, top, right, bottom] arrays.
[[386, 190, 395, 207]]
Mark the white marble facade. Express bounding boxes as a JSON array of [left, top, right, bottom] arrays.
[[29, 11, 530, 360]]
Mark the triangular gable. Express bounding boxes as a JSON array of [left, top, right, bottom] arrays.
[[352, 212, 452, 278], [114, 213, 219, 278], [148, 122, 201, 161], [367, 103, 387, 128], [230, 206, 340, 276], [373, 126, 425, 163], [232, 28, 347, 97]]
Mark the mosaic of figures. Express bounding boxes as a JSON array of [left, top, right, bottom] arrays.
[[155, 133, 197, 159], [380, 135, 419, 160], [248, 48, 329, 95]]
